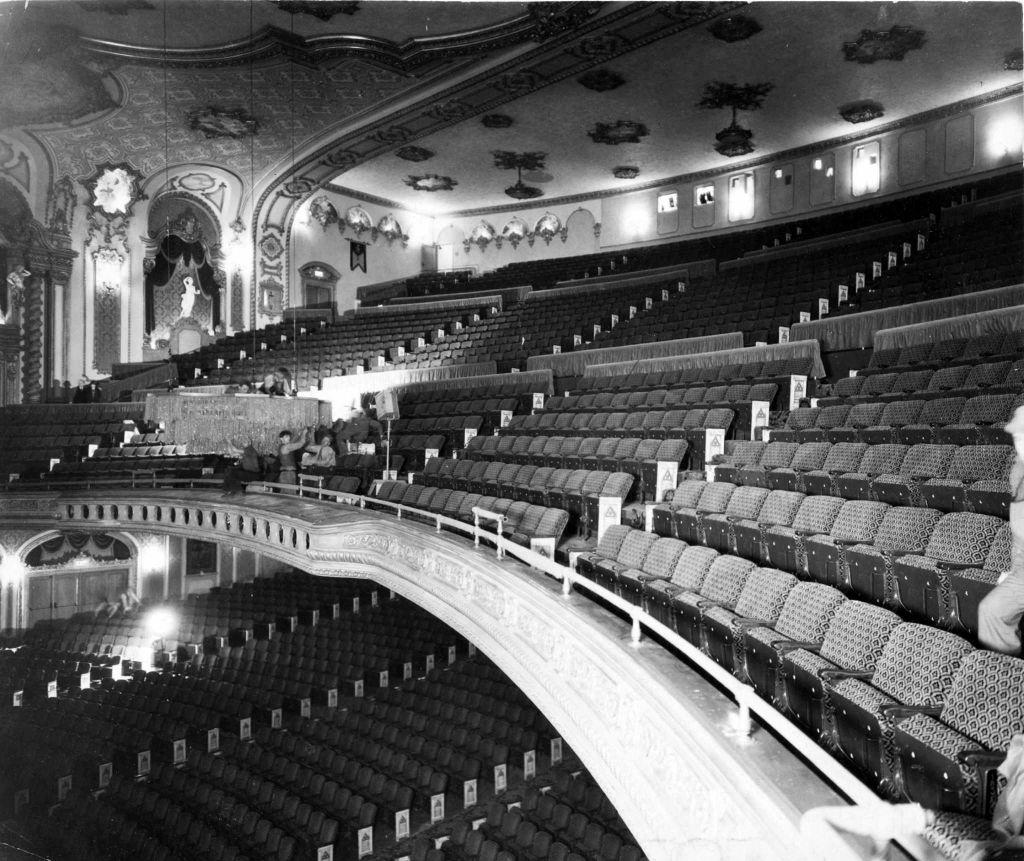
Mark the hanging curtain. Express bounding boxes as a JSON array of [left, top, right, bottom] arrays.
[[144, 221, 222, 333]]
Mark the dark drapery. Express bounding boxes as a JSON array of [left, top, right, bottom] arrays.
[[144, 232, 221, 333]]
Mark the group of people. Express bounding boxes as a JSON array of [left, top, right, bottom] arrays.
[[71, 377, 103, 403], [221, 408, 385, 497]]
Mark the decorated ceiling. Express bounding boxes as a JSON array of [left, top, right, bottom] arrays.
[[0, 1, 1021, 218]]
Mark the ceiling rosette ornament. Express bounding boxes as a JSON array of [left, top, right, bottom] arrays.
[[493, 151, 546, 200], [84, 162, 146, 219], [481, 114, 514, 129], [588, 120, 649, 146], [838, 100, 885, 124], [187, 106, 260, 139], [395, 145, 434, 162], [577, 69, 626, 92], [404, 174, 458, 192], [707, 15, 762, 43], [843, 25, 926, 63], [308, 195, 339, 230]]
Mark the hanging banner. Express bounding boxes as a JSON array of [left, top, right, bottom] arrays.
[[596, 497, 622, 543], [799, 311, 811, 323], [350, 241, 367, 273], [887, 251, 898, 269], [917, 232, 926, 251], [855, 272, 865, 291], [704, 428, 725, 465], [903, 241, 912, 260], [872, 261, 883, 279]]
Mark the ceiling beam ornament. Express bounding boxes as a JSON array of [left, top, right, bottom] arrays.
[[842, 25, 926, 64]]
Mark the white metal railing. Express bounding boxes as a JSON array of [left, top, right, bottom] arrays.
[[2, 474, 938, 856]]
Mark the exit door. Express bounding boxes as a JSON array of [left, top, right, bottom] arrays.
[[27, 569, 129, 626]]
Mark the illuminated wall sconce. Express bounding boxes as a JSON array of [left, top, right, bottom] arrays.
[[987, 117, 1024, 158], [851, 142, 880, 196]]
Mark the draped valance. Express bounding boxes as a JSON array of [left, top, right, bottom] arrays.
[[873, 304, 1024, 351], [386, 369, 553, 401], [550, 259, 715, 294], [581, 339, 826, 379], [356, 293, 505, 316], [790, 284, 1024, 351], [527, 332, 744, 377]]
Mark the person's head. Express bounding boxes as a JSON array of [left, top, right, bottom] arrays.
[[79, 376, 89, 387], [321, 433, 332, 447], [279, 430, 292, 444]]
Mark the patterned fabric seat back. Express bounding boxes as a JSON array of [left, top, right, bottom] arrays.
[[699, 556, 755, 607], [513, 465, 537, 486], [868, 348, 901, 370], [820, 442, 868, 472], [875, 400, 924, 427], [896, 344, 935, 367], [830, 500, 890, 543], [945, 445, 1014, 483], [963, 361, 1012, 391], [891, 371, 933, 396], [562, 470, 590, 493], [724, 384, 751, 402], [510, 436, 533, 456], [515, 505, 546, 535], [536, 509, 569, 540], [495, 436, 517, 457], [720, 441, 766, 467], [957, 394, 1016, 426], [632, 440, 662, 461], [818, 602, 903, 669], [926, 366, 972, 393], [983, 524, 1013, 573], [790, 495, 845, 535], [703, 408, 735, 429], [682, 388, 706, 405], [703, 385, 729, 402], [1000, 331, 1024, 355], [789, 442, 831, 471], [576, 438, 601, 458], [922, 512, 1004, 567], [732, 568, 798, 622], [654, 439, 688, 462], [748, 382, 779, 403], [816, 405, 852, 429], [599, 472, 634, 500], [646, 389, 667, 408], [871, 506, 943, 553], [681, 409, 709, 430], [659, 409, 687, 432], [640, 537, 687, 577], [1003, 360, 1024, 391], [918, 397, 968, 426], [847, 402, 886, 428], [867, 624, 973, 706], [540, 437, 564, 457], [593, 438, 619, 458], [580, 470, 609, 497], [528, 467, 555, 489], [759, 442, 800, 470], [612, 438, 641, 459], [831, 377, 864, 399], [526, 437, 548, 457], [756, 491, 806, 527], [930, 339, 969, 364], [595, 524, 632, 559], [860, 375, 897, 399], [963, 333, 1008, 360], [615, 530, 659, 567], [898, 444, 956, 480], [559, 438, 582, 458], [671, 479, 707, 509], [626, 391, 648, 409], [853, 444, 909, 476], [773, 582, 847, 642], [939, 651, 1024, 751], [695, 481, 737, 514], [668, 546, 720, 591], [786, 408, 818, 431], [722, 486, 770, 520]]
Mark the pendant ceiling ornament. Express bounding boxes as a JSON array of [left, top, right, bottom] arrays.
[[481, 114, 514, 129], [612, 166, 639, 179], [707, 15, 762, 43], [493, 151, 546, 200], [842, 25, 926, 63], [84, 162, 146, 218], [588, 120, 649, 145], [838, 100, 885, 124], [404, 174, 458, 192], [697, 80, 773, 158]]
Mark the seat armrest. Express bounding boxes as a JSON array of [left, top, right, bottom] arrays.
[[881, 704, 943, 721], [726, 515, 743, 523], [935, 560, 978, 572], [795, 528, 823, 537], [729, 617, 770, 631], [833, 538, 861, 546], [637, 572, 671, 582], [772, 639, 822, 656], [695, 599, 728, 610], [819, 668, 873, 683], [890, 549, 925, 560], [957, 749, 1005, 770]]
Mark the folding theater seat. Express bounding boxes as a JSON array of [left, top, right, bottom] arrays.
[[580, 529, 659, 593], [826, 402, 886, 443], [860, 400, 925, 445], [551, 437, 582, 467], [891, 650, 1024, 816], [922, 366, 972, 398], [919, 444, 1014, 514], [892, 511, 1006, 628], [712, 441, 766, 485], [620, 438, 689, 503], [798, 405, 852, 443], [439, 460, 474, 489], [652, 409, 688, 440], [516, 467, 555, 504], [650, 479, 706, 537], [731, 490, 805, 565], [880, 370, 933, 402], [780, 602, 902, 741], [960, 359, 1013, 394], [454, 461, 490, 493], [601, 438, 641, 471], [673, 481, 736, 544], [507, 506, 569, 549], [563, 438, 601, 470], [739, 582, 846, 701], [701, 486, 770, 554], [642, 546, 719, 629], [818, 375, 864, 407], [803, 500, 890, 590], [791, 442, 864, 497], [670, 555, 755, 648], [897, 397, 966, 445], [701, 567, 797, 673], [736, 442, 799, 489], [769, 408, 814, 444], [472, 462, 505, 496], [871, 444, 956, 506], [765, 442, 831, 493], [764, 495, 845, 574], [835, 444, 908, 501], [615, 536, 687, 606], [575, 525, 631, 580], [935, 394, 1016, 445]]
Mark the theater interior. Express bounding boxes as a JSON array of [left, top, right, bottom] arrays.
[[0, 2, 1022, 859]]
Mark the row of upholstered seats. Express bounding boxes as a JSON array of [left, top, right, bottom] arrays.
[[569, 359, 812, 393], [864, 333, 1024, 377], [390, 415, 483, 436], [773, 393, 1023, 445], [400, 397, 522, 420], [371, 480, 571, 546], [712, 441, 1012, 515], [650, 482, 1006, 636], [544, 382, 779, 412], [575, 525, 1024, 824], [46, 455, 225, 480], [821, 360, 1024, 405], [502, 407, 735, 441]]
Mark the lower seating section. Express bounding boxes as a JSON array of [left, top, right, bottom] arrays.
[[0, 571, 646, 861]]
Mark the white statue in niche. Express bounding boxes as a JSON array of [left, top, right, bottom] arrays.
[[179, 274, 199, 320]]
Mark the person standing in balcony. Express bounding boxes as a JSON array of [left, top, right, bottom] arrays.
[[979, 405, 1024, 655], [276, 426, 308, 492]]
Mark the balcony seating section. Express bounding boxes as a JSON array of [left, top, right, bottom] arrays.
[[0, 403, 145, 478]]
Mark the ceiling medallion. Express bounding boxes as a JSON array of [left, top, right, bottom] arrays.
[[404, 174, 458, 192], [84, 162, 146, 219], [613, 166, 640, 179], [482, 114, 514, 129], [698, 81, 773, 158], [395, 145, 434, 163], [839, 100, 885, 124], [707, 15, 762, 43], [1005, 49, 1024, 72], [187, 106, 259, 139], [843, 25, 926, 63], [493, 151, 547, 200], [321, 149, 358, 170], [271, 1, 360, 20], [588, 120, 649, 146], [714, 124, 755, 158], [577, 69, 626, 92], [505, 182, 543, 200]]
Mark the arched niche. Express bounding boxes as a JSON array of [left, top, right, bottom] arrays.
[[298, 260, 340, 310], [563, 207, 600, 257]]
